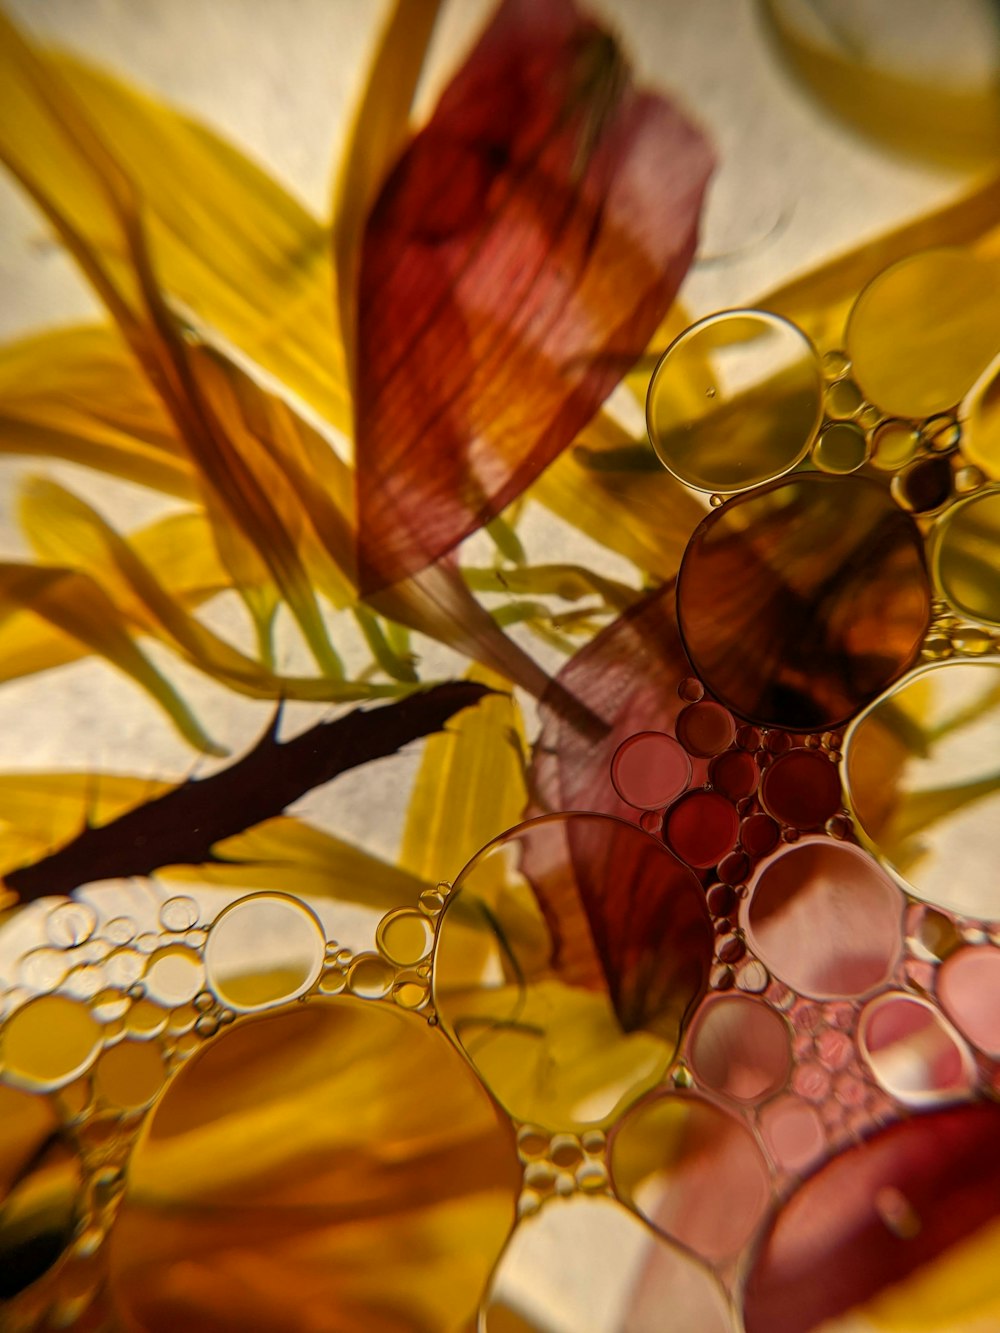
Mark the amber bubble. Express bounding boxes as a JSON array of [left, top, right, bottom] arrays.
[[676, 702, 736, 757], [710, 749, 759, 800], [676, 474, 931, 730], [891, 454, 953, 514]]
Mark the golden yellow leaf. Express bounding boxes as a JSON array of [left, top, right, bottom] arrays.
[[399, 666, 527, 884], [0, 323, 195, 498], [332, 0, 443, 389], [0, 562, 222, 754], [532, 411, 708, 581], [50, 51, 350, 434]]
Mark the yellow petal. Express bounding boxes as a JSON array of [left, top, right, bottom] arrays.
[[532, 411, 708, 580], [332, 0, 443, 389], [55, 47, 351, 432], [0, 324, 195, 497], [0, 562, 222, 754], [164, 816, 431, 912], [399, 666, 527, 884]]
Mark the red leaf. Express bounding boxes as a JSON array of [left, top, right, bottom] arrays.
[[743, 1102, 1000, 1333], [354, 0, 714, 593]]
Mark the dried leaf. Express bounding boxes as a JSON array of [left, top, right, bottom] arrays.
[[4, 681, 493, 902], [0, 563, 222, 756], [354, 0, 713, 591]]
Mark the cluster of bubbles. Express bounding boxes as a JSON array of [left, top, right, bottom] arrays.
[[1, 245, 999, 1331]]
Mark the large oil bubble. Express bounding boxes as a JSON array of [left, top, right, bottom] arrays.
[[433, 814, 713, 1129], [677, 474, 930, 730], [203, 892, 324, 1012], [843, 659, 1000, 918], [109, 1001, 519, 1332], [646, 310, 822, 493]]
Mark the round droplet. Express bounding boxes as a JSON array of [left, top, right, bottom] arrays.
[[646, 310, 823, 492], [743, 839, 903, 999], [677, 474, 931, 730], [938, 946, 1000, 1057], [824, 378, 864, 420], [347, 953, 394, 1000], [109, 1002, 519, 1331], [871, 418, 919, 471], [844, 660, 1000, 917], [1, 995, 101, 1090], [758, 1095, 825, 1174], [847, 249, 1000, 418], [709, 749, 759, 800], [822, 349, 851, 381], [610, 731, 691, 809], [812, 421, 869, 473], [125, 999, 168, 1040], [375, 909, 434, 967], [760, 748, 842, 829], [610, 1091, 771, 1262], [664, 790, 739, 869], [19, 947, 70, 993], [94, 1040, 167, 1112], [858, 992, 974, 1107], [104, 917, 136, 947], [687, 994, 791, 1103], [744, 1102, 1000, 1333], [678, 676, 705, 703], [891, 453, 953, 513], [204, 893, 323, 1012], [676, 702, 736, 758], [929, 487, 1000, 626], [143, 946, 205, 1008], [740, 813, 780, 857], [159, 896, 199, 932], [46, 901, 97, 948], [434, 814, 713, 1129]]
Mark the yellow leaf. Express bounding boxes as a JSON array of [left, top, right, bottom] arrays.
[[754, 173, 1000, 351], [399, 666, 527, 884], [0, 324, 195, 498], [164, 816, 431, 912], [332, 0, 443, 389], [54, 50, 350, 434], [17, 478, 413, 706], [532, 411, 708, 581], [0, 562, 223, 755]]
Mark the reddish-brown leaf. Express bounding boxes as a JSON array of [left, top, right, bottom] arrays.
[[354, 0, 714, 592]]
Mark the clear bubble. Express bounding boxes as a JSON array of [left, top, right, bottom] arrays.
[[929, 487, 1000, 626], [610, 731, 691, 809], [346, 953, 395, 1000], [143, 946, 206, 1008], [871, 419, 920, 471], [19, 948, 70, 993], [104, 917, 136, 947], [46, 901, 97, 949], [646, 310, 822, 493], [1, 994, 102, 1090], [811, 421, 869, 474], [687, 994, 791, 1103], [859, 991, 975, 1106], [375, 908, 435, 967], [204, 893, 324, 1012], [938, 946, 1000, 1057], [159, 896, 199, 932]]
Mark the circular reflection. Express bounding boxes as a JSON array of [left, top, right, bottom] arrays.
[[744, 1102, 1000, 1333], [143, 946, 205, 1007], [664, 790, 739, 870], [610, 1090, 771, 1263], [375, 909, 434, 967], [688, 995, 791, 1104], [646, 310, 822, 493], [847, 249, 1000, 418], [938, 946, 1000, 1057], [204, 893, 324, 1012], [0, 995, 101, 1091], [872, 418, 920, 471], [109, 1001, 518, 1332], [743, 839, 902, 999], [676, 702, 736, 757], [930, 488, 1000, 626], [858, 992, 975, 1107], [482, 1194, 733, 1333], [434, 814, 713, 1129], [710, 749, 760, 800], [844, 660, 1000, 917], [676, 474, 930, 730], [610, 731, 691, 809]]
